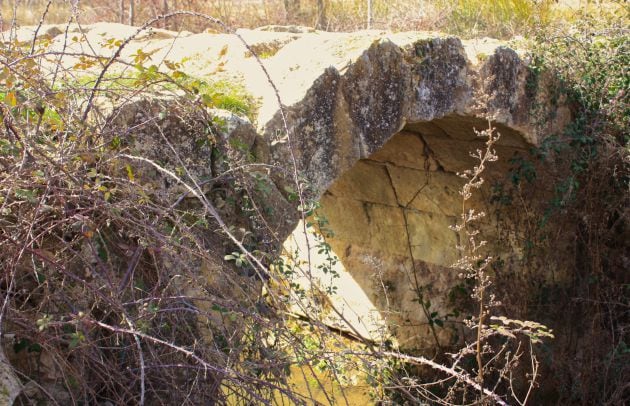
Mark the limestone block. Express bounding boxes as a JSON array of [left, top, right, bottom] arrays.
[[421, 133, 524, 176], [426, 114, 531, 149], [333, 243, 412, 304], [386, 165, 471, 217], [368, 131, 439, 170], [324, 243, 460, 350], [318, 194, 371, 247], [405, 210, 459, 268], [327, 161, 398, 206], [365, 204, 409, 257]]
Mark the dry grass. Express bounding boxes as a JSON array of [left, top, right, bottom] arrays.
[[1, 0, 627, 38]]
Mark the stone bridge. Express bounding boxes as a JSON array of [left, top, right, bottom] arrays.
[[36, 23, 570, 350], [254, 30, 569, 349]]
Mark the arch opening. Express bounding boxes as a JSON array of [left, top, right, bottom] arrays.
[[281, 114, 533, 350]]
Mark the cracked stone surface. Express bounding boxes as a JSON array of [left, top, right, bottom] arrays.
[[289, 124, 526, 349]]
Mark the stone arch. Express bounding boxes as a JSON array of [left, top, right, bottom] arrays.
[[263, 37, 569, 350], [279, 115, 537, 350]]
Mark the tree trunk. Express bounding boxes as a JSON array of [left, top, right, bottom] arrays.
[[119, 0, 125, 24], [316, 0, 327, 30], [128, 0, 135, 26], [129, 0, 136, 25], [162, 0, 169, 29]]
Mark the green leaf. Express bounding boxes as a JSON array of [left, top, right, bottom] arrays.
[[201, 93, 214, 108], [13, 338, 30, 353], [15, 188, 38, 203], [125, 164, 135, 182], [69, 332, 85, 349], [211, 304, 228, 313], [28, 343, 42, 353], [110, 135, 121, 149]]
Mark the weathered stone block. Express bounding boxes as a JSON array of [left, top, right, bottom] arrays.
[[368, 131, 440, 170], [406, 210, 459, 268], [327, 161, 398, 206], [365, 204, 409, 257], [318, 194, 371, 246]]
